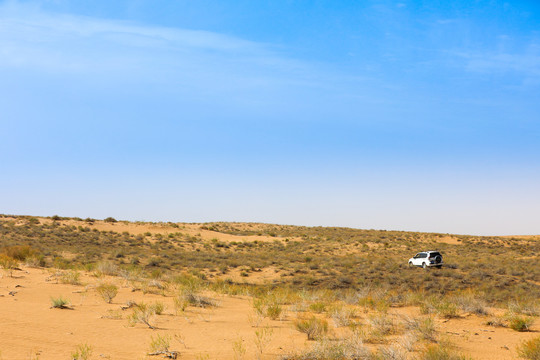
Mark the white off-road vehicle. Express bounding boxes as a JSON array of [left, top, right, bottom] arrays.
[[408, 251, 443, 269]]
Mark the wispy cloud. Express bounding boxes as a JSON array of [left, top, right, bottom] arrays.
[[455, 48, 540, 77]]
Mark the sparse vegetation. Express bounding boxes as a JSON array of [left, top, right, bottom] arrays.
[[71, 343, 92, 360], [518, 336, 540, 360], [96, 282, 118, 303], [294, 316, 329, 340], [128, 302, 156, 329], [0, 215, 539, 359], [50, 296, 71, 309], [508, 314, 535, 332]]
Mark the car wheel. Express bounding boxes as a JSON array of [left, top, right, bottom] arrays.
[[408, 262, 413, 267], [422, 262, 427, 269]]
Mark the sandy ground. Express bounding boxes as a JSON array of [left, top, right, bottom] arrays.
[[0, 267, 538, 360]]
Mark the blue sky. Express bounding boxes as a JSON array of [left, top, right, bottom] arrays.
[[1, 0, 539, 235]]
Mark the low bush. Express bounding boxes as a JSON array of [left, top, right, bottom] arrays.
[[0, 254, 18, 277], [419, 343, 472, 360], [129, 303, 156, 329], [508, 314, 535, 332], [71, 343, 92, 360], [60, 270, 81, 285], [96, 283, 118, 303], [50, 296, 70, 309], [294, 316, 328, 340], [518, 336, 540, 360]]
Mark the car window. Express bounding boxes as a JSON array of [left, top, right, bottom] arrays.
[[420, 253, 427, 258]]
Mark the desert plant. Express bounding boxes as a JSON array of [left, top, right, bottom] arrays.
[[232, 337, 246, 360], [403, 316, 437, 342], [173, 295, 188, 314], [60, 270, 81, 285], [96, 283, 118, 304], [254, 327, 273, 359], [71, 343, 92, 360], [148, 333, 170, 353], [329, 305, 356, 327], [367, 313, 394, 339], [518, 336, 540, 360], [508, 314, 534, 332], [453, 292, 488, 315], [266, 302, 283, 320], [419, 343, 471, 360], [0, 254, 18, 277], [294, 316, 328, 340], [284, 336, 371, 360], [420, 297, 459, 319], [309, 302, 327, 313], [150, 301, 166, 315], [509, 300, 540, 317], [94, 260, 118, 276], [378, 345, 407, 360], [50, 296, 71, 309], [128, 303, 156, 329], [179, 288, 218, 308]]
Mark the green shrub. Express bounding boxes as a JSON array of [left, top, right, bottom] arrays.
[[149, 333, 171, 353], [266, 303, 283, 320], [71, 343, 92, 360], [0, 254, 18, 277], [150, 301, 166, 315], [419, 344, 472, 360], [518, 336, 540, 360], [50, 296, 70, 309], [96, 283, 118, 303], [309, 302, 327, 313], [128, 302, 156, 329], [508, 314, 534, 332], [294, 316, 328, 340], [60, 270, 81, 285]]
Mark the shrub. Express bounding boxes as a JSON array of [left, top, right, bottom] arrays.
[[60, 270, 81, 285], [0, 254, 18, 277], [266, 303, 283, 320], [329, 305, 356, 327], [419, 343, 472, 360], [2, 245, 37, 261], [174, 295, 188, 314], [95, 260, 118, 276], [421, 297, 459, 319], [294, 316, 328, 340], [254, 326, 273, 358], [180, 288, 218, 308], [104, 217, 117, 223], [518, 336, 540, 360], [150, 301, 166, 315], [232, 337, 246, 360], [50, 296, 70, 309], [71, 343, 92, 360], [129, 303, 156, 329], [149, 333, 171, 353], [508, 314, 534, 332], [96, 283, 118, 303], [284, 336, 371, 360], [404, 316, 437, 342], [509, 300, 540, 317], [309, 302, 327, 313], [453, 293, 488, 315]]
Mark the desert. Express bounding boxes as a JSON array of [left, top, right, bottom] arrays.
[[0, 215, 538, 360]]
